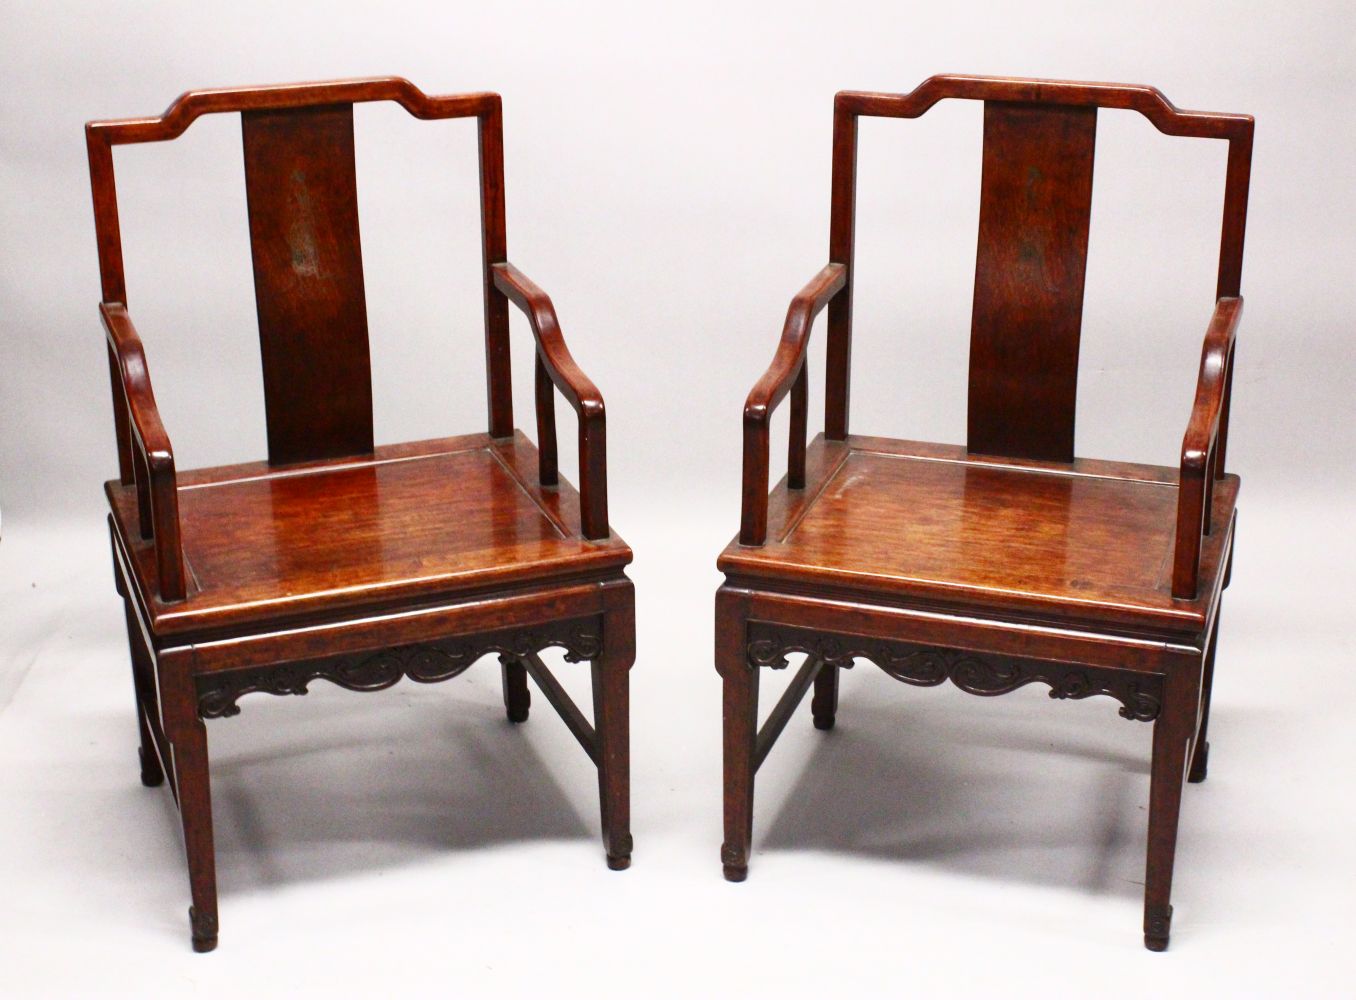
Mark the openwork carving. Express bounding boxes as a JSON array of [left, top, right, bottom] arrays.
[[197, 616, 602, 719], [746, 623, 1161, 722]]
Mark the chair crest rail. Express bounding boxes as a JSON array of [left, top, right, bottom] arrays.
[[85, 77, 497, 146], [834, 74, 1253, 141]]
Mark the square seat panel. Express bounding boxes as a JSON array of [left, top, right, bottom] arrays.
[[719, 435, 1236, 641], [109, 431, 631, 639]]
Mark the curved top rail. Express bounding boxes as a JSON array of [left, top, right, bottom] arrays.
[[836, 74, 1252, 140], [86, 77, 498, 145]]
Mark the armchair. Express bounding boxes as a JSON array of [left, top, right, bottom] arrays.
[[715, 74, 1252, 951], [88, 78, 634, 952]]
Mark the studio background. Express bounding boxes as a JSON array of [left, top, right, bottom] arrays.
[[2, 1, 1352, 995]]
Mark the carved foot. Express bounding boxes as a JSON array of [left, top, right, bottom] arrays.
[[1188, 741, 1209, 783], [606, 834, 633, 871], [139, 746, 164, 788], [721, 843, 748, 882], [189, 906, 218, 953], [813, 712, 835, 731], [1144, 904, 1172, 952]]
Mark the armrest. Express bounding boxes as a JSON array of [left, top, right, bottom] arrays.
[[490, 261, 609, 539], [100, 302, 186, 601], [1172, 296, 1242, 599], [740, 263, 847, 545]]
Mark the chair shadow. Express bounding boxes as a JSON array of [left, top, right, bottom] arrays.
[[758, 678, 1153, 901], [203, 670, 595, 892]]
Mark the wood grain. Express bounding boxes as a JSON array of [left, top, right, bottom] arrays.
[[242, 104, 374, 465], [968, 101, 1096, 462]]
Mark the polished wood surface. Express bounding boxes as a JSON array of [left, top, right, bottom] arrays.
[[108, 433, 629, 638], [722, 436, 1237, 639], [88, 77, 633, 952], [242, 104, 374, 465], [718, 73, 1253, 952], [968, 101, 1096, 462]]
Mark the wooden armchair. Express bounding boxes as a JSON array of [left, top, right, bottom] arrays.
[[87, 78, 634, 952], [715, 74, 1251, 951]]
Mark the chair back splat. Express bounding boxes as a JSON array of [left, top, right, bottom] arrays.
[[242, 104, 373, 464]]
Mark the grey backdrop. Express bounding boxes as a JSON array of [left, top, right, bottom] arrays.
[[2, 2, 1354, 994]]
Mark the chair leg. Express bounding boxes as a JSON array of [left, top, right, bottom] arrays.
[[1144, 668, 1197, 952], [811, 663, 839, 730], [717, 602, 758, 882], [593, 597, 634, 870], [122, 601, 164, 787], [173, 718, 219, 953], [500, 655, 531, 723], [1189, 611, 1220, 784]]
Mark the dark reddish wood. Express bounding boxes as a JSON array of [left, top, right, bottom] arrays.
[[593, 578, 636, 869], [535, 355, 559, 486], [500, 655, 531, 723], [716, 586, 757, 882], [968, 101, 1096, 462], [100, 303, 185, 601], [725, 436, 1238, 639], [106, 435, 630, 637], [810, 663, 839, 730], [1188, 608, 1221, 783], [1174, 297, 1241, 598], [787, 361, 808, 489], [242, 103, 374, 465], [521, 652, 596, 759], [478, 96, 513, 438], [825, 103, 858, 440], [740, 262, 845, 545], [86, 78, 632, 952], [719, 74, 1253, 952], [492, 261, 609, 539]]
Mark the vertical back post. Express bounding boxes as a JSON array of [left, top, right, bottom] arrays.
[[478, 97, 513, 438], [1212, 125, 1251, 479], [825, 99, 858, 441], [86, 127, 135, 485]]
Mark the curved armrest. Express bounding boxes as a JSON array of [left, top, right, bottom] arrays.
[[1172, 297, 1242, 599], [740, 263, 847, 545], [100, 303, 186, 601], [490, 262, 609, 539]]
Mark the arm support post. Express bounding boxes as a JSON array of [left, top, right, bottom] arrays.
[[1172, 297, 1242, 599], [491, 262, 610, 540], [740, 263, 847, 546], [100, 303, 186, 602]]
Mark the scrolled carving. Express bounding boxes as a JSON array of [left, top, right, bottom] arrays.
[[197, 617, 602, 719], [745, 623, 1161, 722]]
